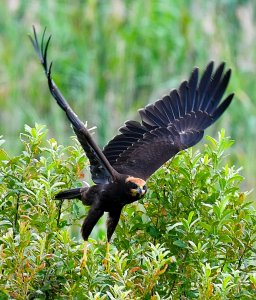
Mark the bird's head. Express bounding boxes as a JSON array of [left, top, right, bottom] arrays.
[[125, 177, 147, 199]]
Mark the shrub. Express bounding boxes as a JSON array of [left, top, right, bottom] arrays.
[[0, 124, 255, 299]]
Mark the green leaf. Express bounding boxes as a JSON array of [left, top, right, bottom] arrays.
[[173, 240, 187, 248], [0, 149, 9, 161]]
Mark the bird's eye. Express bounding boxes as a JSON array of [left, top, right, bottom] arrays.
[[128, 182, 137, 189], [143, 185, 147, 191]]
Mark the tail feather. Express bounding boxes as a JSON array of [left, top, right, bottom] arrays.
[[55, 188, 82, 200]]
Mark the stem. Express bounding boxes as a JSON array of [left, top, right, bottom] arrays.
[[13, 193, 20, 237], [153, 181, 163, 245], [56, 200, 64, 227], [220, 251, 228, 272], [237, 247, 246, 270]]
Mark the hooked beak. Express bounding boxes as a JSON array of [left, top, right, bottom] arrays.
[[137, 187, 146, 197], [130, 185, 147, 198]]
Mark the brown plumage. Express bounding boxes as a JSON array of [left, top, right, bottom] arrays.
[[30, 27, 234, 246]]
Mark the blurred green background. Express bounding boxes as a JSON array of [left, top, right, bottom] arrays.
[[0, 0, 255, 193]]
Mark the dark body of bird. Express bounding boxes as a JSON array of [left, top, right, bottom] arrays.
[[30, 27, 234, 248], [57, 174, 146, 242]]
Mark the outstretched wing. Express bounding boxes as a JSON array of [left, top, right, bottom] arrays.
[[102, 62, 234, 180], [29, 27, 117, 184]]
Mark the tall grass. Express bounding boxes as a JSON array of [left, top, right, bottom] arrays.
[[0, 0, 255, 191]]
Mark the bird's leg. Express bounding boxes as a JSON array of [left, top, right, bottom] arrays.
[[103, 208, 122, 273], [80, 205, 104, 269]]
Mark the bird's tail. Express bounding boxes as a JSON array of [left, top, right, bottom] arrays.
[[55, 188, 83, 200]]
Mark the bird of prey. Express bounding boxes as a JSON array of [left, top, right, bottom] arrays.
[[30, 27, 234, 269]]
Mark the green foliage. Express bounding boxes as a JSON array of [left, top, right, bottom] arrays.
[[0, 125, 255, 299], [0, 1, 256, 192]]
